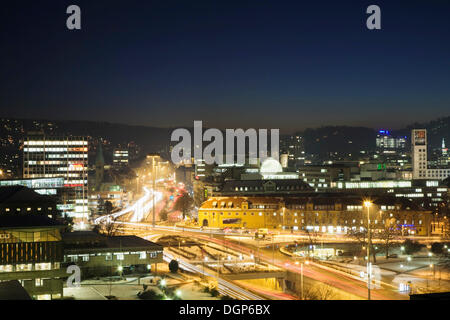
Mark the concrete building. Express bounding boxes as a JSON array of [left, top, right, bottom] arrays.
[[61, 231, 163, 277], [0, 186, 59, 219], [113, 148, 129, 168]]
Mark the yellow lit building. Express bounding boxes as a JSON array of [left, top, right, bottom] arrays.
[[198, 195, 433, 236]]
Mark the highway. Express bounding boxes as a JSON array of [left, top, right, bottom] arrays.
[[123, 223, 410, 300], [93, 187, 163, 224], [163, 251, 264, 300]]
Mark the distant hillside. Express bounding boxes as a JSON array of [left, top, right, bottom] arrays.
[[296, 116, 450, 156], [2, 115, 449, 163], [299, 126, 376, 156], [400, 116, 450, 149]]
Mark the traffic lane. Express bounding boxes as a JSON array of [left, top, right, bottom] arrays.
[[119, 227, 407, 300]]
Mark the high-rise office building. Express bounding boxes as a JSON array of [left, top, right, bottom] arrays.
[[23, 133, 88, 228], [376, 130, 406, 154], [113, 148, 129, 168], [279, 135, 305, 168]]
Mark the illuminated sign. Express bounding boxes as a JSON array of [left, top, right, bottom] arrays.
[[413, 130, 426, 146]]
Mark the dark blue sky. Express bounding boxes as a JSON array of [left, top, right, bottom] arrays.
[[1, 0, 449, 133]]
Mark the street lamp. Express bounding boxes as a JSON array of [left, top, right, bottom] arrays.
[[364, 200, 372, 300]]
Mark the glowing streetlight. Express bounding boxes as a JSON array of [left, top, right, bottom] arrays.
[[160, 279, 166, 287], [117, 266, 123, 272], [176, 290, 182, 297]]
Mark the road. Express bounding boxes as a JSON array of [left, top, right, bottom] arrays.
[[163, 251, 264, 300], [120, 223, 410, 300], [93, 187, 163, 224]]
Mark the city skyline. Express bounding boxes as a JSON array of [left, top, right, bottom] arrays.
[[1, 1, 450, 131], [1, 0, 450, 303]]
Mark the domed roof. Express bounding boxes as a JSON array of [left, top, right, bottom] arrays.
[[260, 157, 283, 174]]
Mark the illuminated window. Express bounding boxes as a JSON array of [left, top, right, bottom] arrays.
[[35, 279, 43, 287]]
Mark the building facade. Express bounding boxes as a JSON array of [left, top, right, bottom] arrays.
[[62, 232, 163, 277], [23, 133, 89, 227], [198, 195, 432, 236], [412, 129, 450, 180], [0, 215, 65, 300], [113, 148, 129, 168]]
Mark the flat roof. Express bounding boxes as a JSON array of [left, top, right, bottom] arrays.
[[0, 214, 64, 230], [62, 231, 163, 252], [0, 281, 31, 300]]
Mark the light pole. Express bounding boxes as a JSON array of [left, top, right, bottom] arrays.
[[152, 161, 157, 228], [364, 200, 372, 300], [300, 262, 304, 300]]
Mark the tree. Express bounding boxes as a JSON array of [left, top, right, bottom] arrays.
[[174, 192, 194, 220], [193, 180, 207, 208], [104, 200, 114, 215], [403, 239, 423, 255], [378, 217, 399, 259], [160, 208, 168, 221], [169, 259, 179, 273], [303, 283, 336, 300], [431, 242, 444, 255], [95, 216, 123, 237], [347, 228, 377, 263]]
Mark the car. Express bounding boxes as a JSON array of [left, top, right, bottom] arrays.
[[388, 254, 398, 258]]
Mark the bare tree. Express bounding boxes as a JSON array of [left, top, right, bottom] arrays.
[[303, 283, 336, 300], [174, 192, 194, 220], [193, 180, 207, 208], [347, 228, 377, 263], [95, 216, 123, 236], [377, 217, 399, 259]]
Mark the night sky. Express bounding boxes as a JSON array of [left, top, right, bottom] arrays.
[[1, 0, 449, 133]]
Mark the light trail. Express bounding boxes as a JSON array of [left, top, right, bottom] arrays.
[[163, 252, 264, 300], [93, 187, 163, 224]]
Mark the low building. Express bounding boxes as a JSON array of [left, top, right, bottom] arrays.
[[198, 194, 433, 236], [211, 179, 312, 197], [0, 186, 59, 219], [0, 214, 65, 300], [62, 231, 163, 277]]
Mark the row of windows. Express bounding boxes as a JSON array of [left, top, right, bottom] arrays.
[[2, 207, 53, 213], [65, 251, 158, 262]]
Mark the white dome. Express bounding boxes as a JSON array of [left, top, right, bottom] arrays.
[[260, 157, 283, 174]]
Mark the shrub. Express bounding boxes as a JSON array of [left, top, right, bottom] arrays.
[[169, 259, 179, 273]]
